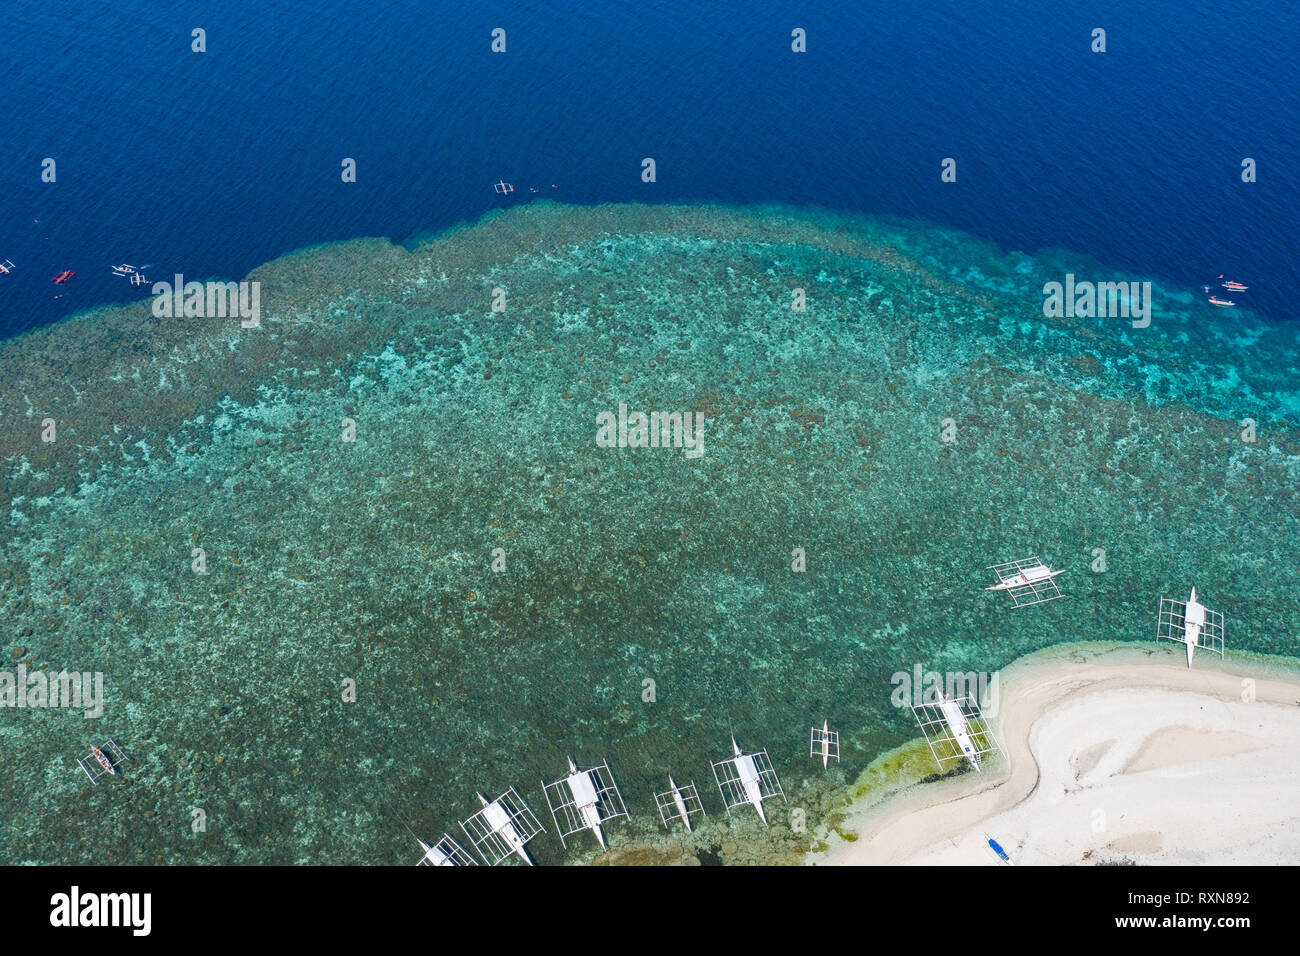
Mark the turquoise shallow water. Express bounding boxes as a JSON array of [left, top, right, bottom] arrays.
[[2, 203, 1298, 864]]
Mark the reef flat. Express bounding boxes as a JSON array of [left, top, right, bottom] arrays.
[[2, 202, 1298, 864]]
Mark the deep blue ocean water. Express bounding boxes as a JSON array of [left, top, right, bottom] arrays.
[[1, 0, 1297, 339]]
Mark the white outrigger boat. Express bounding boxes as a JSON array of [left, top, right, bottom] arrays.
[[986, 556, 1066, 607], [654, 775, 706, 831], [810, 720, 839, 768], [458, 788, 545, 866], [76, 739, 129, 785], [542, 757, 628, 850], [712, 737, 785, 824], [413, 832, 476, 866], [0, 259, 14, 275], [1157, 587, 1225, 668], [912, 694, 999, 773]]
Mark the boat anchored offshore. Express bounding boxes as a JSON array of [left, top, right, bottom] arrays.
[[111, 264, 137, 276], [51, 270, 74, 284], [542, 757, 628, 850], [0, 259, 14, 275], [1156, 586, 1225, 667], [77, 739, 129, 784], [810, 720, 839, 768], [711, 737, 785, 824], [1207, 296, 1236, 307], [458, 788, 545, 866], [986, 556, 1066, 607], [654, 775, 706, 831]]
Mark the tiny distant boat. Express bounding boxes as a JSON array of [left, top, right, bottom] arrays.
[[1207, 296, 1235, 307], [0, 259, 14, 275], [985, 833, 1014, 865], [111, 264, 137, 276], [51, 270, 74, 283], [1222, 281, 1248, 292]]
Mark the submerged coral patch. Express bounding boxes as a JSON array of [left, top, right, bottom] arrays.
[[1, 203, 1297, 864]]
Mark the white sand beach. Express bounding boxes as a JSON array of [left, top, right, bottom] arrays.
[[816, 644, 1300, 865]]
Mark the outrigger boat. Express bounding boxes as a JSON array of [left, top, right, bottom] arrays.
[[111, 264, 137, 276], [542, 757, 629, 850], [1157, 586, 1225, 668], [654, 776, 706, 831], [667, 777, 691, 830], [986, 556, 1066, 607], [458, 788, 545, 866], [76, 739, 129, 784], [712, 737, 785, 824], [1207, 296, 1235, 307], [810, 720, 839, 768], [912, 693, 1000, 773], [1222, 281, 1248, 292], [477, 791, 532, 864], [0, 259, 14, 275], [51, 270, 74, 284], [413, 832, 476, 866]]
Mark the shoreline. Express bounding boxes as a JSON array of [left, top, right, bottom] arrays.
[[812, 642, 1300, 866]]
